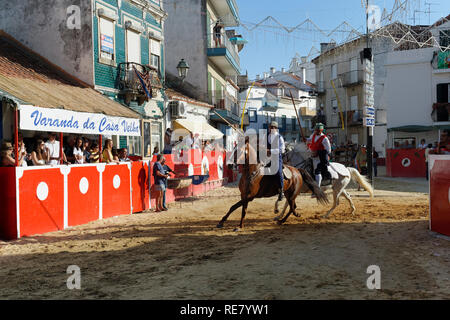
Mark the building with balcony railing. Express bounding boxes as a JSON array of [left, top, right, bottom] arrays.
[[0, 0, 168, 159]]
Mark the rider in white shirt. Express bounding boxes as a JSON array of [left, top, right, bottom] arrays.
[[268, 121, 286, 201], [307, 123, 331, 187]]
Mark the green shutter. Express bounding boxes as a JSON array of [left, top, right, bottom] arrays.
[[216, 80, 222, 99], [206, 11, 211, 47], [208, 72, 212, 92]]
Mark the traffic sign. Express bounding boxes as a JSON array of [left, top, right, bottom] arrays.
[[364, 117, 375, 127]]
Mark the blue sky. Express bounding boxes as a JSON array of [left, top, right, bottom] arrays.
[[235, 0, 450, 79]]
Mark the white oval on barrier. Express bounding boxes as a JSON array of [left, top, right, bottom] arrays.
[[79, 177, 89, 194], [201, 156, 209, 175], [188, 163, 194, 176], [36, 182, 49, 201], [217, 155, 223, 179], [401, 158, 411, 168], [113, 175, 121, 189]]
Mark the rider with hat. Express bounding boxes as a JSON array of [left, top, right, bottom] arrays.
[[307, 123, 332, 187], [268, 121, 286, 201]]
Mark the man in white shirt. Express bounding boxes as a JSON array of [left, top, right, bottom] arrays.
[[307, 123, 332, 187], [267, 121, 286, 201], [45, 133, 66, 165]]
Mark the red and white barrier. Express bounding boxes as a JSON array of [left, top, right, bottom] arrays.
[[0, 151, 232, 240], [429, 155, 450, 237], [386, 148, 426, 178]]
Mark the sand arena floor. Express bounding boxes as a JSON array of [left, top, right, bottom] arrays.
[[0, 178, 449, 299]]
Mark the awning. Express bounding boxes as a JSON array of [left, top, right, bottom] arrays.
[[387, 125, 434, 133], [173, 119, 224, 140]]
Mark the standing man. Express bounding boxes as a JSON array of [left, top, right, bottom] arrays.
[[153, 154, 169, 212], [45, 132, 67, 165], [307, 123, 332, 187], [267, 121, 286, 201], [161, 157, 174, 210]]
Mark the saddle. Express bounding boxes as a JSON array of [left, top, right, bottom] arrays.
[[249, 163, 292, 183]]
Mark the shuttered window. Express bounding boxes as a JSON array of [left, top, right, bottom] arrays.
[[150, 39, 161, 70], [126, 29, 141, 64]]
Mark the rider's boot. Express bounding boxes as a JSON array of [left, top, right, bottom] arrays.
[[278, 188, 284, 201]]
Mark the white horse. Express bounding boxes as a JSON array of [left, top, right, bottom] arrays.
[[276, 142, 374, 219]]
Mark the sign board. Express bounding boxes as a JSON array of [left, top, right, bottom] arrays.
[[101, 34, 114, 54], [19, 105, 141, 136], [364, 117, 375, 127], [364, 106, 376, 117]]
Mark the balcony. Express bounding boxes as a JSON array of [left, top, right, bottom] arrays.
[[209, 0, 239, 26], [316, 81, 326, 95], [339, 70, 365, 87], [207, 33, 240, 76], [338, 110, 363, 127], [432, 103, 450, 122], [300, 107, 316, 117], [117, 62, 161, 105], [208, 90, 240, 124]]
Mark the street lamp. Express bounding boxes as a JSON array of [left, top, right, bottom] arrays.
[[176, 59, 190, 81]]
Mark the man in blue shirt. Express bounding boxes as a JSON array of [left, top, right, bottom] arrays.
[[161, 156, 174, 210], [153, 154, 169, 212]]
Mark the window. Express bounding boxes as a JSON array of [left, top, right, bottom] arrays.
[[437, 83, 450, 103], [350, 95, 358, 111], [331, 64, 337, 79], [150, 38, 161, 70], [126, 29, 141, 64], [248, 109, 257, 123], [281, 115, 287, 130], [99, 17, 115, 62], [440, 30, 450, 48], [292, 117, 297, 130], [128, 136, 141, 156], [151, 122, 162, 157], [351, 134, 359, 145], [331, 99, 338, 114]]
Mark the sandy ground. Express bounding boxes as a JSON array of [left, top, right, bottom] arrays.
[[0, 177, 449, 300]]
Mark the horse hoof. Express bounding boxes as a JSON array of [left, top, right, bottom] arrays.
[[217, 223, 224, 229], [277, 220, 283, 226], [293, 212, 300, 217], [233, 227, 240, 232], [274, 209, 279, 214]]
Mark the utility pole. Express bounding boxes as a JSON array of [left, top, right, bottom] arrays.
[[364, 0, 374, 186]]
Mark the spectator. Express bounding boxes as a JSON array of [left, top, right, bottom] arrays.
[[112, 148, 119, 162], [161, 156, 174, 211], [185, 133, 194, 149], [153, 154, 169, 212], [118, 148, 130, 162], [83, 138, 91, 163], [64, 136, 76, 164], [418, 139, 427, 149], [73, 137, 85, 164], [356, 145, 368, 191], [45, 133, 66, 165], [163, 128, 173, 154], [193, 133, 201, 149], [102, 139, 119, 164], [15, 139, 29, 167], [213, 21, 223, 47], [373, 148, 379, 177], [1, 142, 23, 167], [90, 143, 100, 163], [153, 146, 160, 156], [31, 139, 48, 166], [425, 143, 433, 180]]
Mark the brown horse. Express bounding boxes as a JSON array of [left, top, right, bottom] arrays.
[[217, 141, 328, 231]]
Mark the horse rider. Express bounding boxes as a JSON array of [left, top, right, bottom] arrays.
[[307, 123, 332, 187], [267, 121, 286, 201]]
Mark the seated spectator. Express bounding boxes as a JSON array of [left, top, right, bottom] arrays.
[[102, 139, 119, 164], [418, 139, 427, 149], [83, 138, 91, 163], [1, 142, 23, 167], [153, 146, 160, 156], [90, 143, 100, 163], [112, 148, 119, 162], [64, 136, 76, 164], [31, 139, 48, 166], [73, 137, 85, 164], [15, 140, 29, 167], [118, 148, 130, 162]]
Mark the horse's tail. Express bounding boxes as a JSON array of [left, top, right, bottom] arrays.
[[348, 167, 374, 198], [298, 168, 329, 205]]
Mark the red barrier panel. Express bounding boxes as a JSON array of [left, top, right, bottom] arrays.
[[131, 161, 149, 213], [17, 167, 64, 237], [67, 165, 100, 226], [430, 159, 450, 236], [102, 164, 131, 218], [386, 149, 426, 177], [0, 168, 17, 240]]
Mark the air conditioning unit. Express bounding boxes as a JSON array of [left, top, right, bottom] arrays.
[[169, 101, 187, 118]]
